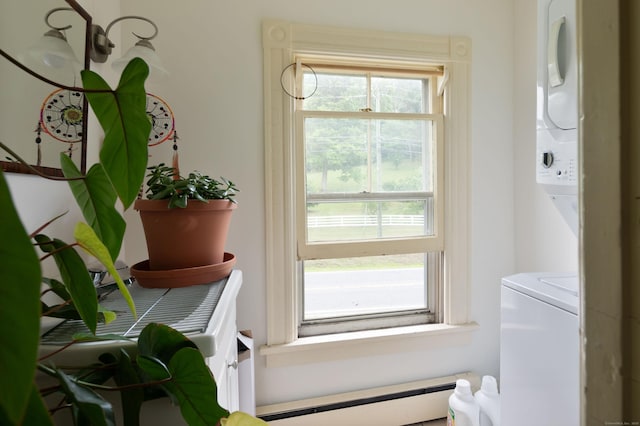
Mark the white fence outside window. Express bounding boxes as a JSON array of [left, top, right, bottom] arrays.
[[307, 215, 426, 228]]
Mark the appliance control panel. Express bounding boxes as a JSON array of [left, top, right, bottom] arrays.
[[536, 128, 577, 187]]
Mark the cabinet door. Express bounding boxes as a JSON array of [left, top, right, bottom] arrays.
[[206, 302, 240, 413], [224, 337, 240, 412]]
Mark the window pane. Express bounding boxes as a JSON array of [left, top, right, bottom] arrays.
[[304, 116, 436, 242], [304, 117, 434, 194], [371, 76, 428, 113], [303, 254, 427, 321], [307, 199, 434, 242], [303, 72, 367, 111], [304, 118, 368, 193], [375, 119, 433, 192]]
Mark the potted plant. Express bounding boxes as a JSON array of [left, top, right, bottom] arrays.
[[132, 164, 238, 287], [0, 55, 264, 425]]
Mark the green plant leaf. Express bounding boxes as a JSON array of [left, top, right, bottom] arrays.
[[40, 301, 114, 324], [0, 170, 42, 424], [82, 58, 151, 209], [74, 222, 137, 318], [137, 323, 198, 365], [21, 385, 54, 426], [144, 163, 238, 208], [164, 347, 229, 426], [43, 277, 71, 300], [99, 306, 117, 324], [34, 234, 98, 333], [137, 355, 172, 381], [73, 333, 133, 343], [61, 155, 126, 261], [55, 368, 115, 426], [114, 350, 144, 426], [221, 411, 269, 426]]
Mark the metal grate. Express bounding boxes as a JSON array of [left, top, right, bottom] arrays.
[[41, 278, 227, 345]]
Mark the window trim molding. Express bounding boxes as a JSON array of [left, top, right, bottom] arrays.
[[262, 19, 472, 355], [260, 322, 480, 368]]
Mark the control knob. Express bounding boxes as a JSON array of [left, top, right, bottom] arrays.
[[542, 151, 554, 169]]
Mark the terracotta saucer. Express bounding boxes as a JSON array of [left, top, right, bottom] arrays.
[[130, 252, 236, 288]]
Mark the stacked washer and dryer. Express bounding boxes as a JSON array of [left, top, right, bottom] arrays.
[[500, 0, 580, 424]]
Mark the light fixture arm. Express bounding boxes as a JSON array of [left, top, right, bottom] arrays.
[[44, 7, 74, 32], [91, 16, 159, 63], [105, 16, 158, 42]]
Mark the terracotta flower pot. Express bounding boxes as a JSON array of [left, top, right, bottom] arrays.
[[134, 198, 236, 270]]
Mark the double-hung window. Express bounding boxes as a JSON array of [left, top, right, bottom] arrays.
[[262, 20, 473, 364], [296, 64, 444, 336]]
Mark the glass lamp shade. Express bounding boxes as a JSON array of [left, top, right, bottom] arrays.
[[111, 39, 168, 77], [20, 29, 81, 70]]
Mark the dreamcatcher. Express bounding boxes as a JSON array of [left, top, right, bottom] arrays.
[[145, 93, 180, 175], [35, 90, 180, 172], [37, 88, 84, 165]]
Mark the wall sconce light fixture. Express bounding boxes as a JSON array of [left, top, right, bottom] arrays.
[[20, 7, 82, 70], [23, 8, 167, 77], [91, 16, 168, 76]]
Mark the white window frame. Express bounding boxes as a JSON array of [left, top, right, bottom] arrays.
[[295, 111, 444, 259], [261, 20, 475, 367]]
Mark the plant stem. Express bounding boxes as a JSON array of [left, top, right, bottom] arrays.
[[35, 241, 79, 262], [41, 299, 73, 316], [0, 49, 111, 94], [38, 341, 77, 362], [29, 211, 69, 239], [0, 141, 84, 181]]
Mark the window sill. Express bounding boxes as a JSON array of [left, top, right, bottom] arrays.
[[259, 322, 479, 367]]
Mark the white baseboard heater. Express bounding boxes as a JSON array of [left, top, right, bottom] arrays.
[[256, 372, 479, 426]]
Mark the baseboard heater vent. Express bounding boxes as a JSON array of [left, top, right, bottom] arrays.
[[256, 372, 478, 426]]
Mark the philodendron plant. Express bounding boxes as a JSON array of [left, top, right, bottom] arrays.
[[0, 56, 265, 426]]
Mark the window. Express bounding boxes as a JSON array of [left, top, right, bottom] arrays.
[[262, 20, 473, 364], [295, 65, 444, 336]]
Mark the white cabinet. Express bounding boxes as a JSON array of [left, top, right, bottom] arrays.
[[206, 283, 241, 412], [40, 270, 244, 425], [138, 270, 244, 424]]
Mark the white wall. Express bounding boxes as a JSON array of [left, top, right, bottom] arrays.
[[512, 0, 578, 273], [0, 0, 586, 412], [118, 0, 516, 407]]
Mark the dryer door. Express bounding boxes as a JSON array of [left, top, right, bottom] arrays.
[[546, 0, 578, 130]]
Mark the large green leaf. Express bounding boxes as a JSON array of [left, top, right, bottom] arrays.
[[140, 347, 229, 426], [0, 170, 41, 424], [61, 155, 125, 261], [137, 323, 198, 365], [21, 385, 54, 426], [81, 58, 151, 209], [34, 234, 98, 333], [137, 355, 172, 382], [55, 368, 115, 426], [74, 222, 136, 318]]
